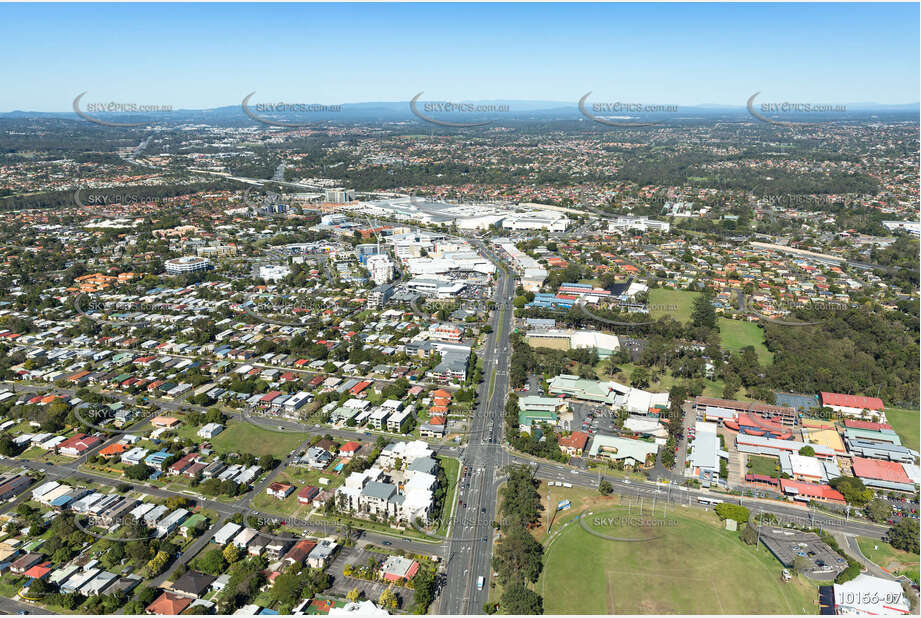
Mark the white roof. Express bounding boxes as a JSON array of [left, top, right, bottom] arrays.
[[788, 453, 825, 479], [570, 330, 620, 352], [834, 573, 910, 614], [903, 463, 920, 485], [31, 481, 60, 499], [328, 600, 389, 615], [213, 522, 242, 544]]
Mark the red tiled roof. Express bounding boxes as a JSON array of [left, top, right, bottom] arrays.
[[339, 441, 360, 453], [780, 479, 845, 502], [820, 392, 884, 411], [745, 474, 779, 485], [260, 390, 282, 402], [146, 592, 193, 615], [297, 485, 319, 501], [23, 561, 52, 579], [843, 419, 893, 431], [851, 457, 911, 484], [57, 433, 101, 453], [559, 431, 589, 451], [100, 443, 130, 457]]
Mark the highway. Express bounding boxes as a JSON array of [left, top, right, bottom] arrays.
[[439, 240, 515, 615]]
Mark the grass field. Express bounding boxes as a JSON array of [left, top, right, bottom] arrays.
[[746, 455, 780, 478], [648, 288, 700, 322], [856, 537, 920, 583], [541, 505, 818, 614], [885, 407, 920, 452], [718, 318, 773, 365], [436, 456, 461, 536], [211, 421, 309, 458]]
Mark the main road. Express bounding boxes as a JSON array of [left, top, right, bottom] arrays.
[[439, 240, 515, 615]]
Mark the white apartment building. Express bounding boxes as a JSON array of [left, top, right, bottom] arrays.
[[366, 254, 394, 285], [165, 256, 212, 275], [607, 215, 671, 233]]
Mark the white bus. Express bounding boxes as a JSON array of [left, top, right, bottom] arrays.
[[477, 576, 485, 590], [697, 496, 723, 506]]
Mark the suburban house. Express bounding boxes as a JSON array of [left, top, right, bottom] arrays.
[[266, 482, 295, 500]]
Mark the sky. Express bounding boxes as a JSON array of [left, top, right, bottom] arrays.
[[0, 2, 918, 112]]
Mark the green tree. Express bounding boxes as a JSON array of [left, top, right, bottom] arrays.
[[194, 548, 227, 576], [798, 445, 815, 457], [378, 588, 398, 610], [222, 542, 241, 564], [413, 567, 436, 613], [691, 294, 717, 329], [500, 581, 543, 614], [124, 462, 151, 481], [492, 525, 543, 585], [889, 518, 920, 554], [865, 498, 892, 524], [271, 572, 305, 606], [630, 366, 650, 389], [829, 477, 874, 506], [713, 503, 750, 522], [598, 480, 613, 495]]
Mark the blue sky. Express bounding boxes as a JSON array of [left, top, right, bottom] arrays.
[[1, 2, 918, 111]]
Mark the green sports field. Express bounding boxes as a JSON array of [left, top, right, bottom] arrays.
[[718, 318, 774, 365], [885, 407, 920, 452], [648, 288, 700, 322], [540, 505, 818, 614]]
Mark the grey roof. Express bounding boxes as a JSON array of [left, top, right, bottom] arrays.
[[408, 456, 438, 475], [361, 481, 397, 501]]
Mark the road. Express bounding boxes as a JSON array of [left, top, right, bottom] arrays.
[[0, 237, 896, 614], [440, 240, 515, 615], [0, 594, 55, 615], [504, 455, 889, 539]]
